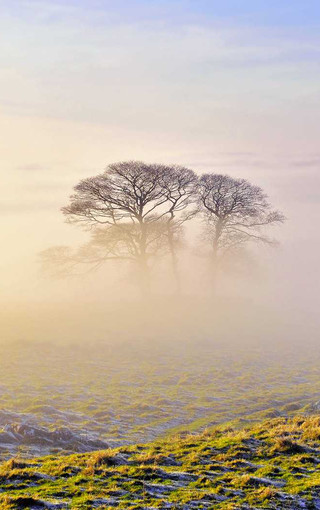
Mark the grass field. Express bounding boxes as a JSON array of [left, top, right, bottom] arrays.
[[0, 339, 319, 460], [2, 415, 320, 508]]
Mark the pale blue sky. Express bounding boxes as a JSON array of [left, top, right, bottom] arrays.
[[3, 0, 320, 27], [1, 0, 319, 127]]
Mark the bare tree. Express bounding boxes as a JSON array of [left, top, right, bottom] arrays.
[[60, 161, 189, 295], [158, 166, 198, 292], [41, 221, 167, 285], [198, 174, 285, 285]]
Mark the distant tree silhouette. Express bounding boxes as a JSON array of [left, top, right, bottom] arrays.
[[198, 174, 285, 285], [40, 162, 285, 296], [51, 161, 196, 295], [59, 162, 167, 294], [41, 221, 167, 285]]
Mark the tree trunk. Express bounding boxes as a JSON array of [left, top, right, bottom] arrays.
[[138, 254, 150, 298], [211, 220, 222, 294], [211, 249, 219, 294], [138, 220, 150, 298]]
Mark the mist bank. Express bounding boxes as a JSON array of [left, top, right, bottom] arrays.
[[0, 292, 317, 349], [1, 234, 317, 349]]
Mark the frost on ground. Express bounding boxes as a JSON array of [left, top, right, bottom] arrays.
[[2, 416, 320, 509], [0, 341, 320, 459]]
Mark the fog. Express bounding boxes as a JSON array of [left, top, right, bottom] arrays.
[[0, 186, 318, 349]]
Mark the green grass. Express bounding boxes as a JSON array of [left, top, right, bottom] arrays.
[[2, 415, 320, 508]]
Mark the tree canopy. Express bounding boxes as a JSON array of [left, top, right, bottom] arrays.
[[41, 161, 285, 295]]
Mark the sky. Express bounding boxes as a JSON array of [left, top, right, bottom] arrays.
[[0, 0, 319, 336]]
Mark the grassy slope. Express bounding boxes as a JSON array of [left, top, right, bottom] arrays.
[[2, 416, 320, 509]]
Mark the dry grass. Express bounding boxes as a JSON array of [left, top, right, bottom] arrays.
[[270, 436, 305, 454]]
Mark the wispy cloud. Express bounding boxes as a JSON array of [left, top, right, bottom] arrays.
[[16, 164, 48, 172], [1, 0, 319, 131], [292, 158, 320, 168]]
